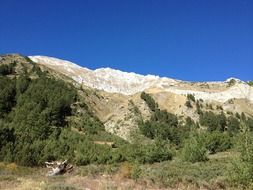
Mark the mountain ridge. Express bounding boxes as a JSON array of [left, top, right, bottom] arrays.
[[1, 53, 253, 141], [29, 55, 245, 84], [29, 55, 253, 103]]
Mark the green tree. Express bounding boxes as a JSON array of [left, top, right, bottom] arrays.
[[0, 62, 16, 75], [203, 132, 232, 154], [140, 92, 158, 112], [0, 77, 16, 117], [199, 111, 227, 132], [229, 122, 253, 187], [187, 94, 195, 102], [247, 81, 253, 86], [185, 100, 192, 108]]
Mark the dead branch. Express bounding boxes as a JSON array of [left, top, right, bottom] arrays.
[[45, 160, 73, 176]]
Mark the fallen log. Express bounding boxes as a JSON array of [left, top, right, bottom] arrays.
[[45, 160, 73, 176]]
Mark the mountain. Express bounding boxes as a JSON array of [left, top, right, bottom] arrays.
[[0, 54, 127, 166], [1, 54, 253, 141], [28, 55, 253, 140], [1, 54, 253, 189], [30, 56, 253, 103]]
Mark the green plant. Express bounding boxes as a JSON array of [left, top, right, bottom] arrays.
[[131, 163, 142, 181], [196, 101, 202, 114], [199, 111, 227, 132], [228, 79, 236, 86], [216, 105, 223, 110], [0, 62, 16, 76], [187, 94, 195, 102], [140, 92, 158, 112], [181, 134, 208, 163], [185, 100, 192, 108], [229, 122, 253, 187], [203, 132, 232, 154], [247, 81, 253, 86], [44, 184, 79, 190]]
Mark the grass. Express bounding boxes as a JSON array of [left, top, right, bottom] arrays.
[[140, 151, 237, 189], [43, 183, 81, 190], [0, 162, 36, 176], [0, 151, 247, 189]]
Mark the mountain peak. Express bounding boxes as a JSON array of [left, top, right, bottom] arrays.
[[225, 77, 244, 83]]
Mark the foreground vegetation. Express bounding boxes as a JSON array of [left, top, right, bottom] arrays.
[[1, 56, 253, 189], [0, 150, 248, 189]]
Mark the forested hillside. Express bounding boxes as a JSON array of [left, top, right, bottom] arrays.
[[0, 55, 173, 167]]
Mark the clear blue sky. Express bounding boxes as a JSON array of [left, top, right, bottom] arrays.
[[0, 0, 252, 81]]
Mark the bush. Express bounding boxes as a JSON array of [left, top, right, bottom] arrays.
[[140, 92, 158, 112], [181, 134, 208, 163], [196, 101, 202, 114], [187, 94, 195, 102], [229, 160, 253, 187], [185, 100, 192, 108], [139, 121, 183, 145], [248, 81, 253, 86], [203, 132, 232, 154], [0, 62, 16, 75], [44, 184, 79, 190], [228, 79, 236, 86], [0, 77, 16, 117], [229, 123, 253, 187], [199, 111, 227, 132], [227, 116, 240, 134], [144, 139, 173, 163], [122, 139, 172, 164], [131, 163, 142, 181], [185, 116, 195, 128], [139, 94, 182, 145]]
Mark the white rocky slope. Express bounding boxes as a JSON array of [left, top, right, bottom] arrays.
[[29, 56, 253, 103]]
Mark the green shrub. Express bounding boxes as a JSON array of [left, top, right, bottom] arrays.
[[185, 100, 192, 108], [144, 139, 173, 163], [185, 116, 195, 128], [247, 117, 253, 132], [131, 163, 142, 181], [203, 132, 232, 154], [227, 116, 240, 134], [247, 81, 253, 86], [229, 123, 253, 187], [0, 77, 16, 117], [139, 121, 183, 145], [228, 79, 236, 86], [122, 140, 172, 164], [196, 101, 202, 114], [229, 159, 253, 187], [181, 134, 208, 163], [44, 184, 79, 190], [216, 105, 223, 110], [199, 111, 227, 132], [140, 92, 158, 111], [139, 95, 182, 145], [187, 94, 195, 102], [0, 62, 16, 75]]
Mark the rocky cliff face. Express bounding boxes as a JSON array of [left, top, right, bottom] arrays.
[[30, 56, 253, 103]]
